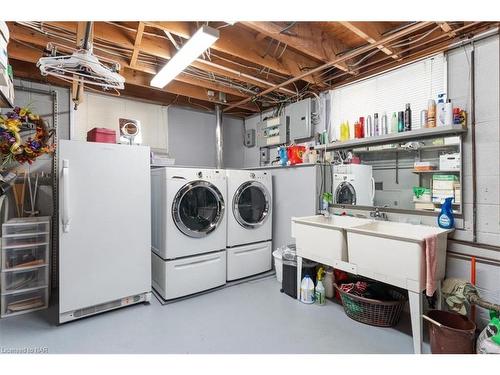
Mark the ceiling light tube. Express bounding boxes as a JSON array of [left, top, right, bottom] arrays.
[[151, 25, 219, 88]]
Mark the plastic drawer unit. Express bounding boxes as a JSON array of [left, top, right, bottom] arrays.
[[1, 216, 51, 318]]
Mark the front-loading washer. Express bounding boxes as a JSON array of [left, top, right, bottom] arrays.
[[151, 167, 227, 300]]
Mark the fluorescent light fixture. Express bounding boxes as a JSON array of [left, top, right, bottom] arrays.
[[151, 25, 219, 88]]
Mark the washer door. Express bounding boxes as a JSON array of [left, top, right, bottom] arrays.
[[172, 180, 225, 238], [233, 181, 270, 229], [335, 181, 357, 205]]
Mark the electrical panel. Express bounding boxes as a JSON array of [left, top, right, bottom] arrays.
[[256, 115, 290, 147], [286, 98, 314, 141], [244, 129, 255, 147]]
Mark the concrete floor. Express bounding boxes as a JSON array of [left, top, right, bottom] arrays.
[[0, 277, 430, 354]]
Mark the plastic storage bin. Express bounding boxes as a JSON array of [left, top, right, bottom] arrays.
[[2, 233, 49, 249], [1, 266, 49, 293], [2, 220, 49, 236], [1, 287, 48, 317], [2, 245, 48, 270]]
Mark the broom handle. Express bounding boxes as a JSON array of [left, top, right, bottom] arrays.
[[422, 314, 443, 327]]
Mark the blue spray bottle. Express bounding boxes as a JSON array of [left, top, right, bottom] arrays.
[[438, 197, 455, 229]]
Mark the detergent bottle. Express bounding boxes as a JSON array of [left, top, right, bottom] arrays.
[[300, 275, 315, 304], [438, 197, 455, 229], [278, 146, 288, 166], [323, 267, 334, 298], [315, 267, 326, 305]]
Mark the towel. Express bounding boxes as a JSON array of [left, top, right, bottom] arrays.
[[442, 278, 479, 315], [424, 234, 438, 297]]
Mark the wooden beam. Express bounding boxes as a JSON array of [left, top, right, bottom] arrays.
[[10, 58, 250, 116], [36, 22, 292, 94], [223, 21, 434, 112], [241, 21, 353, 73], [146, 21, 326, 86], [130, 22, 145, 67], [8, 25, 261, 110], [7, 41, 259, 112], [437, 22, 457, 37], [340, 22, 400, 59]]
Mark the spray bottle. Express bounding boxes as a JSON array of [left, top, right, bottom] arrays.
[[438, 197, 455, 229], [315, 267, 326, 305]]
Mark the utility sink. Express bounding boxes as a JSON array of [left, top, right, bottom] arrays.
[[291, 215, 370, 266], [345, 221, 453, 292]]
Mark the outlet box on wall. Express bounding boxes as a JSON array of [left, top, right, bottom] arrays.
[[244, 129, 255, 147]]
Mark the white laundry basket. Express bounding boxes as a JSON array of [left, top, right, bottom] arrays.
[[272, 248, 283, 283]]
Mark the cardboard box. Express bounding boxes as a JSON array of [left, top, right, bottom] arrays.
[[87, 128, 116, 144], [414, 161, 437, 171], [432, 174, 458, 190], [439, 153, 461, 171]]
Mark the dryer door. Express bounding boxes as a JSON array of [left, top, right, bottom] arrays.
[[172, 180, 225, 238], [335, 181, 357, 205], [233, 181, 271, 229]]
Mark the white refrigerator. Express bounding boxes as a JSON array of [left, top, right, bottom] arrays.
[[58, 140, 151, 323]]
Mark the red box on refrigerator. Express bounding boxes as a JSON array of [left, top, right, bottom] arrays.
[[87, 128, 116, 144]]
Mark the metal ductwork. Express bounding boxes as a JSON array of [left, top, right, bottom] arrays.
[[215, 105, 223, 169]]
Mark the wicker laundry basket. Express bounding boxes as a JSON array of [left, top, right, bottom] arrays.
[[334, 282, 408, 327]]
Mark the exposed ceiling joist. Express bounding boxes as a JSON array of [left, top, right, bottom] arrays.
[[145, 21, 327, 86], [40, 22, 295, 95], [241, 21, 354, 74], [224, 21, 434, 112], [130, 21, 145, 67], [340, 22, 401, 59], [7, 41, 259, 112], [7, 25, 260, 111]]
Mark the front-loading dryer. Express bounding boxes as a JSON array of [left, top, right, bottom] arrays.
[[333, 164, 375, 207], [226, 169, 272, 281], [151, 167, 227, 300]]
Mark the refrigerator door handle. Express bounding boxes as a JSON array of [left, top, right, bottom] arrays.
[[62, 159, 71, 233]]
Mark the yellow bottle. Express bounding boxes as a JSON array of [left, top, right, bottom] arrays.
[[340, 121, 350, 141]]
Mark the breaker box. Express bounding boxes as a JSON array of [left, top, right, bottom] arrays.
[[256, 115, 290, 147], [286, 98, 314, 141]]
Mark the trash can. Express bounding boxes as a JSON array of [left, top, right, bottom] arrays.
[[272, 248, 283, 283], [280, 245, 318, 299], [426, 310, 477, 354]]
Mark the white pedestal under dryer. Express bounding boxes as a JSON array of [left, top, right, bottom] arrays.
[[151, 167, 227, 300], [226, 169, 273, 281]]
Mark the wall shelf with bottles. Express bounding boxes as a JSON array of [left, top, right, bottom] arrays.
[[314, 124, 467, 152]]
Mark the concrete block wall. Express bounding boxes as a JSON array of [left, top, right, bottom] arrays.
[[447, 35, 500, 246], [167, 106, 244, 168]]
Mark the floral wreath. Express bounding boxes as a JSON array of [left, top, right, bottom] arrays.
[[0, 106, 55, 169]]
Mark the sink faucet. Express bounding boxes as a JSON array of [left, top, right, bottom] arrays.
[[370, 207, 388, 221]]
